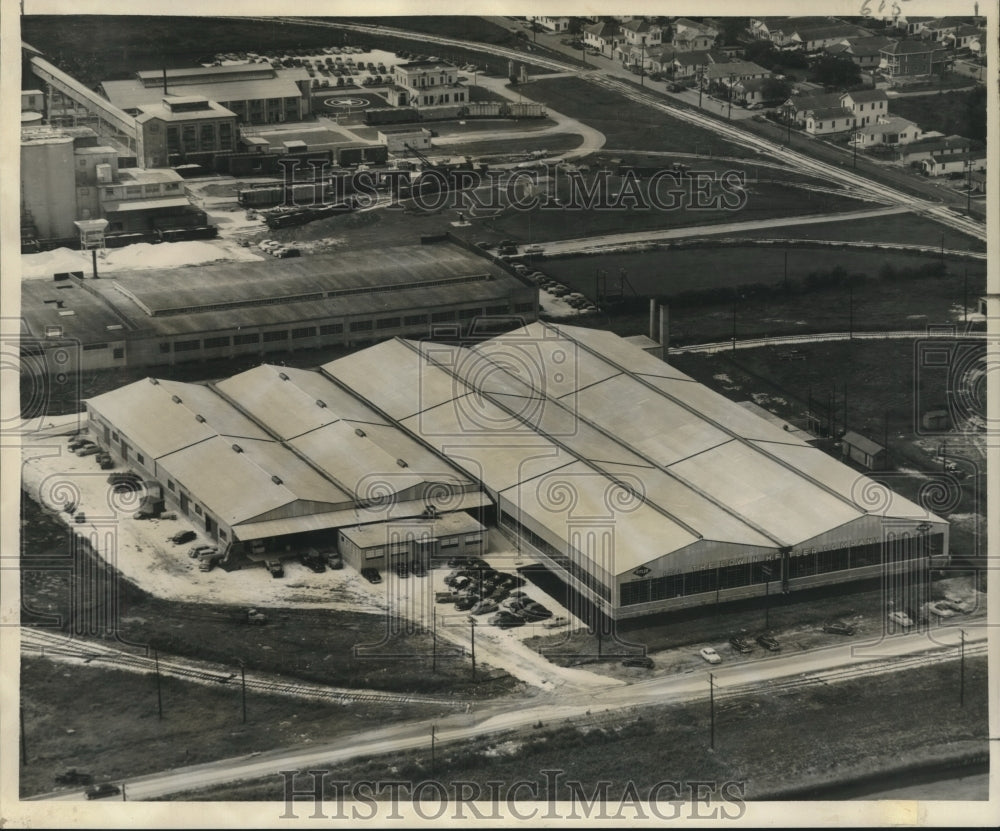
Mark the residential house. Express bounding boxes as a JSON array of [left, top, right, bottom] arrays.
[[621, 18, 664, 48], [879, 39, 950, 79], [897, 134, 971, 164], [672, 18, 718, 51], [945, 25, 984, 51], [731, 77, 772, 107], [789, 22, 874, 52], [583, 20, 621, 55], [921, 150, 985, 177], [583, 20, 622, 56], [704, 60, 770, 87], [823, 36, 896, 68], [851, 116, 922, 147], [785, 91, 840, 124], [919, 17, 968, 41], [749, 16, 836, 46], [804, 105, 856, 135], [527, 16, 571, 33], [840, 89, 888, 126], [657, 49, 727, 79], [900, 16, 935, 36]]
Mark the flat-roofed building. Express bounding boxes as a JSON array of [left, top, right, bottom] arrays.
[[21, 238, 538, 372], [391, 62, 468, 108]]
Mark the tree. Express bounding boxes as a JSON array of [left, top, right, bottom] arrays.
[[744, 39, 778, 69], [761, 77, 792, 103], [964, 85, 986, 144], [810, 55, 862, 89], [716, 18, 749, 46]]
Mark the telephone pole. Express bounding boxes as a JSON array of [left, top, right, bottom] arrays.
[[239, 660, 247, 724], [155, 647, 163, 720], [470, 619, 476, 681]]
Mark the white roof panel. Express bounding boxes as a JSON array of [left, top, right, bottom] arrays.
[[670, 440, 863, 545]]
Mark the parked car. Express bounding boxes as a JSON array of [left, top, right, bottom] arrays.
[[265, 559, 284, 578], [622, 656, 654, 669], [927, 601, 957, 619], [85, 783, 121, 800], [299, 551, 326, 573], [361, 567, 382, 584], [170, 530, 197, 545], [729, 635, 754, 654], [187, 543, 217, 559], [756, 633, 781, 652], [544, 616, 569, 629], [455, 595, 479, 611], [490, 612, 525, 629], [822, 622, 856, 636], [68, 437, 94, 451], [96, 452, 115, 470], [699, 647, 722, 665], [888, 610, 914, 629], [471, 600, 498, 616], [76, 445, 101, 457], [325, 552, 344, 570]]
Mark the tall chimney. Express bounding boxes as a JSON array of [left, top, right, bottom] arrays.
[[649, 298, 657, 341], [163, 66, 168, 95], [659, 304, 669, 362]]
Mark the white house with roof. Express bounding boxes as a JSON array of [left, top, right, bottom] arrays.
[[850, 116, 922, 147], [840, 89, 889, 125], [527, 16, 571, 33], [672, 18, 718, 51], [583, 20, 622, 55]]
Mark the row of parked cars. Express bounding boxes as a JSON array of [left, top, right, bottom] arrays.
[[257, 239, 300, 258], [438, 558, 560, 628]]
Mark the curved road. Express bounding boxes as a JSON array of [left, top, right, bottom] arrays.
[[671, 328, 987, 355], [263, 17, 985, 243]]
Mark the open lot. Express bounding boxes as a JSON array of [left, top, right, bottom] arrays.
[[520, 76, 761, 159], [19, 656, 445, 799], [540, 247, 985, 316], [168, 655, 989, 801]]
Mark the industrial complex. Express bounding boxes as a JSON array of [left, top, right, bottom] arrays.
[[22, 237, 538, 371], [84, 322, 947, 620]]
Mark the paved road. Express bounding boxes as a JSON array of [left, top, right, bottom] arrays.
[[30, 626, 986, 801], [537, 205, 914, 255], [671, 328, 987, 355]]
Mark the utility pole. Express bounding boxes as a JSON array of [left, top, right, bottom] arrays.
[[852, 121, 858, 168], [963, 268, 968, 323], [731, 300, 737, 352], [155, 647, 163, 720], [432, 606, 437, 673], [20, 705, 27, 765], [709, 673, 715, 750], [959, 629, 966, 707], [640, 42, 646, 87], [239, 660, 247, 724], [727, 73, 734, 120], [698, 66, 704, 108], [431, 725, 436, 774], [848, 280, 854, 339], [470, 619, 476, 681], [966, 159, 972, 213]]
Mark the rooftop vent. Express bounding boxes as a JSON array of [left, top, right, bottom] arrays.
[[316, 399, 327, 408], [149, 378, 159, 385], [271, 475, 283, 485], [397, 458, 408, 468], [355, 428, 366, 438], [195, 414, 206, 423], [232, 443, 243, 453], [278, 372, 290, 381], [171, 394, 182, 404]]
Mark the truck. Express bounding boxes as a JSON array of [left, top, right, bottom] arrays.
[[246, 608, 267, 625], [265, 559, 284, 578]]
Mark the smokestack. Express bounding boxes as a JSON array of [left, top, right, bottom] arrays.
[[649, 298, 657, 341], [163, 67, 168, 95], [659, 304, 669, 362]]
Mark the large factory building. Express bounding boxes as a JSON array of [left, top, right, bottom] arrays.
[[85, 322, 947, 619]]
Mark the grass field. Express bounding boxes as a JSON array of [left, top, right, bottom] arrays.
[[519, 77, 759, 159], [484, 181, 871, 243], [167, 656, 989, 802], [19, 656, 446, 798], [540, 247, 986, 311], [731, 214, 987, 252]]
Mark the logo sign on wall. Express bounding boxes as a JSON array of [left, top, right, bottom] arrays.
[[633, 566, 651, 577]]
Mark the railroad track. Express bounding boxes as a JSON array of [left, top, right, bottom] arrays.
[[21, 628, 467, 708]]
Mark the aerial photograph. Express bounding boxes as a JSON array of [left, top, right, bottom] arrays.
[[4, 2, 995, 827]]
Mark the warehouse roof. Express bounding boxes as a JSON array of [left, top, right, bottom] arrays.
[[25, 243, 532, 344], [317, 323, 941, 576], [340, 510, 484, 549]]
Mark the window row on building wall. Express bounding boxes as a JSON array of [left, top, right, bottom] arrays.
[[617, 537, 941, 606], [165, 121, 235, 155]]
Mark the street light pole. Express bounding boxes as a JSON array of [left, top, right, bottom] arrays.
[[432, 606, 437, 673], [470, 619, 476, 681], [239, 660, 247, 724]]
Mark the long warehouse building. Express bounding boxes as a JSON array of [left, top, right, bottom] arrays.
[[85, 322, 948, 619]]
